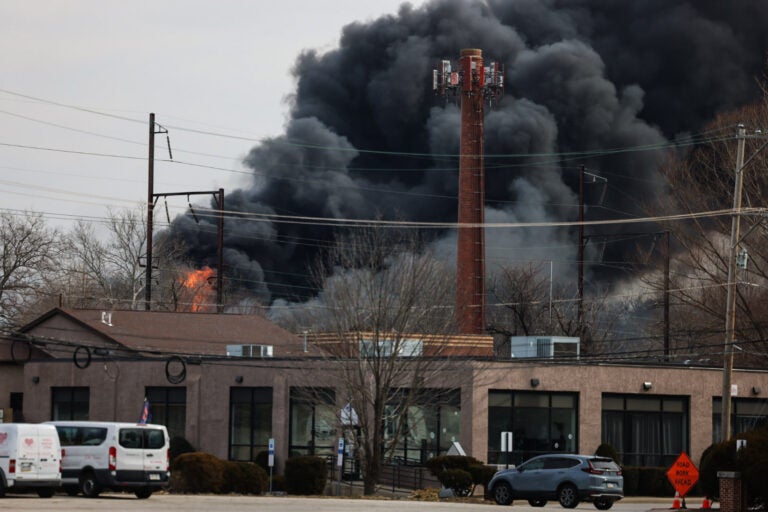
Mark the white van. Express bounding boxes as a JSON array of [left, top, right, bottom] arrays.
[[0, 423, 61, 498], [47, 421, 169, 499]]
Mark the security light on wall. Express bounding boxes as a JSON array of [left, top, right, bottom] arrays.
[[530, 378, 540, 388], [235, 376, 244, 384], [32, 376, 40, 384], [753, 386, 761, 395], [642, 381, 652, 391]]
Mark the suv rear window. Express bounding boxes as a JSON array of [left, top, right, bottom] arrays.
[[591, 458, 620, 471]]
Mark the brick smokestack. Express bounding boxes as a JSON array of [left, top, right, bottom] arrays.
[[456, 48, 486, 334]]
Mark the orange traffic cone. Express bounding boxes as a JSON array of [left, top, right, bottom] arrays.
[[672, 492, 682, 510], [701, 497, 711, 510]]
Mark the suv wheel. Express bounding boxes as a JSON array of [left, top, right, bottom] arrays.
[[558, 483, 580, 508], [529, 499, 548, 507], [493, 481, 514, 505], [594, 498, 614, 510]]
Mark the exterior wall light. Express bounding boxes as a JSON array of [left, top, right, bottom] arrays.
[[32, 376, 40, 384], [530, 378, 540, 388], [235, 376, 244, 384], [642, 382, 652, 391]]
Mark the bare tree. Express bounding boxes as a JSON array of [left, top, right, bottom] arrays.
[[645, 89, 768, 366], [0, 211, 60, 332], [62, 207, 147, 309], [302, 227, 473, 495], [486, 262, 623, 357]]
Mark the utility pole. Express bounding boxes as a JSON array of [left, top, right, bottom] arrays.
[[578, 165, 585, 335], [721, 124, 746, 441], [144, 113, 168, 311], [145, 113, 156, 311], [664, 231, 670, 361]]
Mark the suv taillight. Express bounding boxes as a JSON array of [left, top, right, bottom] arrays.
[[108, 446, 117, 471], [583, 462, 604, 475], [9, 459, 15, 474]]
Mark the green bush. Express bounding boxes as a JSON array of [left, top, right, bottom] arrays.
[[468, 464, 497, 489], [439, 468, 473, 497], [700, 425, 768, 507], [424, 455, 484, 476], [254, 450, 273, 473], [621, 466, 639, 496], [221, 461, 268, 494], [284, 456, 327, 495], [169, 436, 196, 464], [170, 452, 225, 493], [595, 443, 621, 464], [270, 474, 286, 493]]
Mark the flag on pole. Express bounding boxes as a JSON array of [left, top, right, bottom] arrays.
[[139, 397, 152, 424]]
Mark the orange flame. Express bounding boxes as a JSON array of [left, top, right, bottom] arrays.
[[180, 267, 216, 312]]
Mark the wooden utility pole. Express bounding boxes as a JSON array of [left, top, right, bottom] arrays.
[[145, 113, 156, 311]]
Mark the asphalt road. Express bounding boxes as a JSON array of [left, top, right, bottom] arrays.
[[0, 494, 710, 512]]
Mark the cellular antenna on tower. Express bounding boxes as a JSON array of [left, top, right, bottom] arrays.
[[433, 49, 504, 334]]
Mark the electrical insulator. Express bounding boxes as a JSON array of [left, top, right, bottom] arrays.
[[737, 249, 749, 269]]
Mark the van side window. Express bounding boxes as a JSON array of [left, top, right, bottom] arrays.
[[56, 426, 79, 446], [119, 429, 142, 449], [81, 428, 107, 445], [145, 429, 165, 450]]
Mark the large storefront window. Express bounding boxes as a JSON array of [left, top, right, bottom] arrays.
[[229, 387, 272, 461], [488, 390, 578, 466], [289, 388, 337, 457], [712, 397, 768, 442], [384, 389, 461, 465], [51, 387, 89, 420], [602, 394, 688, 467], [146, 386, 186, 440]]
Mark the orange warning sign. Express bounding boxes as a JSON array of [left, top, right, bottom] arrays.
[[666, 452, 699, 497]]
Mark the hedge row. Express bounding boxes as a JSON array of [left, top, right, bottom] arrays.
[[170, 452, 268, 494], [424, 455, 497, 496]]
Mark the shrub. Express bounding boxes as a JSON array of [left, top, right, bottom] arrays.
[[468, 464, 497, 489], [595, 443, 621, 464], [169, 436, 196, 464], [621, 466, 639, 496], [170, 452, 225, 493], [270, 474, 286, 493], [284, 456, 327, 495], [439, 468, 473, 497], [700, 425, 768, 507], [221, 461, 268, 494], [254, 450, 273, 473], [424, 455, 484, 476]]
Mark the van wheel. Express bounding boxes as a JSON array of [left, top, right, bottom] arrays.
[[64, 485, 79, 496], [37, 488, 55, 498], [80, 472, 101, 498], [135, 488, 152, 499], [0, 479, 5, 498]]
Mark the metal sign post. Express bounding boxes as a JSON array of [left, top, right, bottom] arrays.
[[268, 438, 275, 493], [336, 437, 344, 496], [501, 431, 513, 469]]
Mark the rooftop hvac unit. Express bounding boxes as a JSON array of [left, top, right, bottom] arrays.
[[510, 336, 580, 359], [226, 344, 274, 358]]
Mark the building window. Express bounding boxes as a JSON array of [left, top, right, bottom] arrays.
[[289, 388, 336, 457], [712, 397, 768, 442], [384, 389, 461, 465], [51, 387, 89, 420], [146, 387, 187, 440], [602, 394, 688, 467], [488, 390, 578, 466], [229, 387, 272, 461]]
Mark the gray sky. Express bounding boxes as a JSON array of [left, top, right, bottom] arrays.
[[0, 0, 420, 232]]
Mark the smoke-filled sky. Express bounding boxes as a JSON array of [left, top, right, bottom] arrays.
[[170, 0, 768, 304], [3, 1, 767, 307]]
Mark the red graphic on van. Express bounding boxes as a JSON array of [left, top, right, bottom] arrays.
[[0, 433, 7, 444], [24, 437, 34, 447]]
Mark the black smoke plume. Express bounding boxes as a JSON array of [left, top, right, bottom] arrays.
[[169, 0, 768, 305]]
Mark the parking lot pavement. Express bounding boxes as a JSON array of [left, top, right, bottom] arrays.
[[0, 494, 712, 512]]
